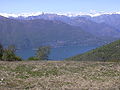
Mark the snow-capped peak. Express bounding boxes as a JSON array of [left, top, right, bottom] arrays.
[[0, 12, 43, 18], [0, 11, 120, 18]]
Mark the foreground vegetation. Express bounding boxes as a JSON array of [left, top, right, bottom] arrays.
[[0, 43, 51, 61], [1, 39, 120, 62], [0, 40, 120, 89], [0, 44, 22, 61], [0, 61, 120, 90], [67, 40, 120, 61]]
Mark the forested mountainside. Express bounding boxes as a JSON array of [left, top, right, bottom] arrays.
[[66, 40, 120, 61]]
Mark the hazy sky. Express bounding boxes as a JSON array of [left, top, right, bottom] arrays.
[[0, 0, 120, 14]]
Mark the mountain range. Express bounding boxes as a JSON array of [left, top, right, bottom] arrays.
[[0, 13, 120, 48], [11, 13, 120, 39]]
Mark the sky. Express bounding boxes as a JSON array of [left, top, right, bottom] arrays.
[[0, 0, 120, 14]]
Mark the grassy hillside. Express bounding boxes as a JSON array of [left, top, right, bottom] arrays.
[[66, 40, 120, 61], [0, 61, 120, 89]]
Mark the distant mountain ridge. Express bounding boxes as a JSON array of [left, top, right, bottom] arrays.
[[10, 13, 120, 38], [0, 16, 102, 48], [0, 13, 120, 48]]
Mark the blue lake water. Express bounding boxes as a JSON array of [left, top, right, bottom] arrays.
[[16, 45, 99, 60]]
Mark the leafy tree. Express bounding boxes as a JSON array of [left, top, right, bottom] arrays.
[[28, 46, 51, 61], [7, 45, 17, 53], [36, 46, 51, 60], [2, 45, 22, 61], [0, 43, 3, 60]]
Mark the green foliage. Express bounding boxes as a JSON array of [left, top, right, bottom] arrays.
[[27, 46, 51, 61], [0, 43, 3, 60], [36, 46, 51, 60], [66, 40, 120, 62], [28, 56, 39, 61], [13, 56, 22, 61], [1, 45, 22, 61]]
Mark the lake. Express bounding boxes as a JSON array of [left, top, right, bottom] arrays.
[[16, 45, 99, 60]]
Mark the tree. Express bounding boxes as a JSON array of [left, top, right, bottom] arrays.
[[2, 45, 22, 61], [0, 43, 3, 60], [7, 45, 17, 53], [35, 46, 51, 60]]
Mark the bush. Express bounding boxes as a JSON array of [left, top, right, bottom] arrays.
[[28, 56, 39, 61], [14, 56, 22, 61], [0, 43, 3, 60], [1, 45, 22, 61]]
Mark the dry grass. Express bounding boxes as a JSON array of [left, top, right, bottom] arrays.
[[0, 61, 120, 90]]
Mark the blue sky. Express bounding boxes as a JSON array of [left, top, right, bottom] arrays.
[[0, 0, 120, 14]]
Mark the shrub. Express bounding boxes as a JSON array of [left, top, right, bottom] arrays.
[[14, 56, 22, 61], [28, 56, 39, 61], [2, 45, 22, 61], [0, 43, 3, 60]]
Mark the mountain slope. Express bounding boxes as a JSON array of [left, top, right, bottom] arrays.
[[0, 16, 28, 47], [67, 17, 120, 39], [89, 14, 120, 30], [11, 14, 120, 40], [66, 40, 120, 61], [0, 16, 101, 48]]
